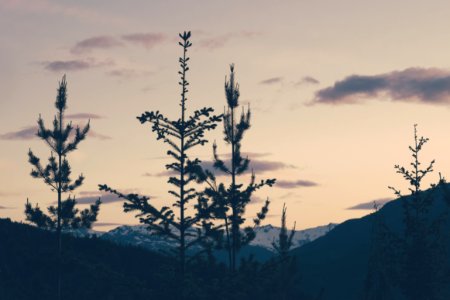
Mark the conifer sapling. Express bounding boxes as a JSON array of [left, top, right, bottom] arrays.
[[25, 75, 101, 300]]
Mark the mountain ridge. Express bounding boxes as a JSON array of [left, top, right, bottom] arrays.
[[79, 222, 337, 254]]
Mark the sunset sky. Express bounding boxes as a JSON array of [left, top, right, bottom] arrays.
[[2, 0, 450, 231]]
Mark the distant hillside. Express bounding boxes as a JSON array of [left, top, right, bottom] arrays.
[[294, 184, 450, 300]]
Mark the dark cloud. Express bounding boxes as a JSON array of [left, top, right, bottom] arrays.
[[122, 33, 166, 49], [347, 197, 393, 210], [0, 205, 12, 209], [313, 68, 450, 105], [260, 77, 283, 85], [1, 125, 111, 141], [66, 113, 103, 120], [42, 58, 113, 72], [71, 36, 123, 54], [296, 76, 320, 85], [276, 180, 318, 189], [197, 31, 260, 50]]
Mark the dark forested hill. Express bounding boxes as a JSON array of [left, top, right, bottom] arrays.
[[0, 218, 299, 300], [294, 185, 450, 300], [0, 218, 177, 300]]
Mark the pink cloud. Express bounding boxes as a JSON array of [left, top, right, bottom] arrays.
[[71, 36, 123, 54], [41, 58, 113, 72], [121, 33, 167, 49]]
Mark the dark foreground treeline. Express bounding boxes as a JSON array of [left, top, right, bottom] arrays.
[[0, 218, 307, 300]]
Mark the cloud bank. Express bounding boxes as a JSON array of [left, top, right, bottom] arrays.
[[313, 68, 450, 105]]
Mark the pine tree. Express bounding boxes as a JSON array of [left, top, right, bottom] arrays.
[[25, 75, 101, 300], [272, 203, 296, 259], [388, 124, 447, 300], [99, 31, 221, 280], [264, 203, 298, 300], [194, 65, 275, 271]]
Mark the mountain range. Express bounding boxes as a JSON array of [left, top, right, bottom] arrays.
[[94, 222, 337, 255]]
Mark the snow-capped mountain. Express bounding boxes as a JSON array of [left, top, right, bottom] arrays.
[[252, 223, 337, 250], [95, 223, 337, 253], [100, 225, 191, 254]]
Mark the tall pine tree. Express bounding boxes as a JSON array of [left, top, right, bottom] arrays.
[[99, 31, 221, 279], [26, 75, 101, 300], [194, 65, 275, 271]]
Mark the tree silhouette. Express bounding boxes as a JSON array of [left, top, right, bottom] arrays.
[[193, 64, 275, 271], [272, 203, 296, 259], [99, 31, 221, 281], [388, 124, 447, 300], [271, 204, 298, 300], [25, 75, 101, 300]]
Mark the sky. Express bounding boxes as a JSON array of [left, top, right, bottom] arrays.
[[2, 0, 450, 231]]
